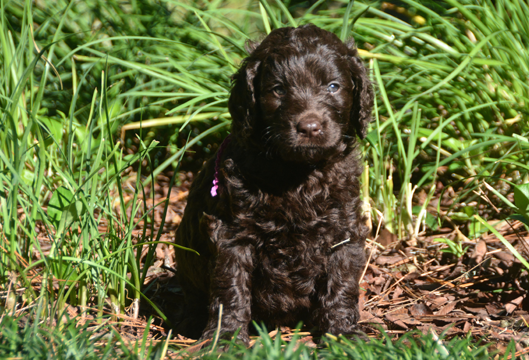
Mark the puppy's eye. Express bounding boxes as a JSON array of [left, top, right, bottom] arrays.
[[327, 83, 340, 94], [273, 86, 286, 96]]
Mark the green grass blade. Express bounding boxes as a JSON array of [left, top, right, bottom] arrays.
[[474, 214, 529, 271]]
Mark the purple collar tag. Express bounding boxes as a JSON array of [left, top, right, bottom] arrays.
[[211, 135, 232, 197], [210, 179, 219, 197]]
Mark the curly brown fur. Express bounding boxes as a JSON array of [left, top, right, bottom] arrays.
[[174, 24, 374, 344]]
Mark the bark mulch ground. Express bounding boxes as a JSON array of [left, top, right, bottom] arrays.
[[24, 172, 529, 357]]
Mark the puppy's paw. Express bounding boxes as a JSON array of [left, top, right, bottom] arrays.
[[201, 327, 250, 347]]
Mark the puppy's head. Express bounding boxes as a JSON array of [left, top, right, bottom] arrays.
[[229, 24, 373, 163]]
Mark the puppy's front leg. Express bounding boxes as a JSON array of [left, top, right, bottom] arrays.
[[201, 244, 253, 345], [315, 243, 365, 336]]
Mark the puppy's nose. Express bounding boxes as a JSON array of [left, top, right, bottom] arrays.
[[297, 118, 322, 138]]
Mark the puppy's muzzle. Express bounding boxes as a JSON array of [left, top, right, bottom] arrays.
[[296, 114, 323, 139]]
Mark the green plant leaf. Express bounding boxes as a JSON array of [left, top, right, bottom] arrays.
[[49, 257, 80, 284], [514, 183, 529, 219], [48, 187, 74, 227], [468, 217, 488, 239], [510, 214, 529, 226], [412, 206, 438, 231], [447, 211, 471, 221], [47, 186, 86, 233], [474, 214, 529, 271], [434, 237, 467, 258], [364, 129, 380, 156]]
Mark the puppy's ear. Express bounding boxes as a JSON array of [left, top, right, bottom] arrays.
[[346, 39, 374, 140], [228, 55, 261, 148], [244, 39, 260, 54]]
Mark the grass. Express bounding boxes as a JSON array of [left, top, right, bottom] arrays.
[[0, 0, 527, 358], [0, 311, 174, 359], [0, 314, 517, 359]]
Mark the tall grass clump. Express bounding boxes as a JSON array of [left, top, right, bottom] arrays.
[[301, 0, 529, 237], [0, 0, 191, 327], [364, 0, 529, 237]]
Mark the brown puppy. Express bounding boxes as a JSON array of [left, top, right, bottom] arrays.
[[175, 24, 373, 344]]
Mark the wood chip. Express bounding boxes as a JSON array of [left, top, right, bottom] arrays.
[[377, 228, 398, 247], [410, 303, 434, 316], [385, 313, 409, 329], [375, 255, 405, 266], [506, 296, 525, 314], [437, 301, 457, 316], [485, 303, 502, 316], [463, 322, 471, 333], [392, 286, 404, 300], [471, 240, 487, 264]]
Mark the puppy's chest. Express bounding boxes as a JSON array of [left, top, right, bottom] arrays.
[[252, 192, 342, 230], [246, 192, 350, 271], [253, 233, 329, 278]]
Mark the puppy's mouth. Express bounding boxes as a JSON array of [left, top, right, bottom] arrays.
[[274, 132, 344, 163], [260, 111, 346, 163], [280, 142, 340, 163]]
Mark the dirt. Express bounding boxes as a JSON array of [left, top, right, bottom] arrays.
[[22, 171, 529, 357]]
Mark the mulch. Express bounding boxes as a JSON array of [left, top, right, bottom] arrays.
[[18, 171, 529, 357]]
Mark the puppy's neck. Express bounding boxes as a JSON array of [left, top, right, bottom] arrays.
[[229, 146, 350, 195]]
